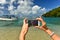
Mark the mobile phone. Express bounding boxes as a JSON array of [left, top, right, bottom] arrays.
[[28, 20, 40, 27]]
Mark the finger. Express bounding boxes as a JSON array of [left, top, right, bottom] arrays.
[[36, 18, 40, 20], [23, 18, 26, 24], [36, 16, 42, 20], [40, 16, 42, 18], [36, 18, 41, 22], [40, 26, 42, 29], [23, 18, 28, 24], [35, 26, 40, 28]]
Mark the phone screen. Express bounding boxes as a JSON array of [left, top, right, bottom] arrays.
[[28, 20, 39, 27]]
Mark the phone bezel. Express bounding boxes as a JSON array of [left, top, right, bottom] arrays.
[[38, 21, 40, 26], [28, 20, 40, 26]]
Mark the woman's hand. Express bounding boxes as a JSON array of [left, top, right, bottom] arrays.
[[20, 18, 29, 35], [35, 17, 48, 31], [35, 17, 60, 40], [20, 18, 29, 40]]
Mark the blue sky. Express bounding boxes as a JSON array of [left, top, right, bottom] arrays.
[[0, 0, 60, 16], [34, 0, 60, 11], [0, 0, 60, 11]]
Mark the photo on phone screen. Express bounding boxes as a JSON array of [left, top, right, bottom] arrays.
[[28, 20, 40, 27]]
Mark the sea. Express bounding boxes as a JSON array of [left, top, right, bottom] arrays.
[[0, 17, 60, 40]]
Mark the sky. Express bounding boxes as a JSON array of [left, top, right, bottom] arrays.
[[0, 0, 60, 16], [34, 0, 60, 11]]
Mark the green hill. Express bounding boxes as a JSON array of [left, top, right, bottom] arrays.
[[42, 7, 60, 17]]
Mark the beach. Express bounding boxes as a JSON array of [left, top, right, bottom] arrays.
[[0, 17, 60, 40], [0, 27, 52, 40]]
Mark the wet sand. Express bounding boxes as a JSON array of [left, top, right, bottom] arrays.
[[0, 27, 53, 40]]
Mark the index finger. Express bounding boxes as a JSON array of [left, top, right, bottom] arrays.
[[36, 18, 41, 22], [23, 18, 28, 24]]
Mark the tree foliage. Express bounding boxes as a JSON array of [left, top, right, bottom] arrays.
[[42, 7, 60, 17]]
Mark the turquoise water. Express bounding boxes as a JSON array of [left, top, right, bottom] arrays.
[[44, 17, 60, 36], [0, 17, 60, 40]]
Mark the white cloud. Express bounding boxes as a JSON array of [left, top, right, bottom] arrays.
[[32, 5, 46, 15], [41, 8, 46, 13], [41, 8, 46, 11], [15, 0, 46, 15], [32, 5, 41, 10], [0, 6, 4, 9], [0, 0, 6, 3], [19, 1, 24, 4], [32, 5, 41, 14], [0, 10, 4, 14], [8, 0, 15, 10], [15, 0, 33, 15], [10, 0, 15, 3], [0, 0, 46, 18], [0, 0, 46, 16], [8, 5, 14, 10]]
